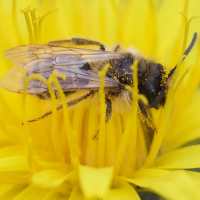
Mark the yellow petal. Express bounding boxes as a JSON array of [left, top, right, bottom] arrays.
[[163, 90, 200, 153], [0, 185, 13, 197], [0, 156, 30, 171], [44, 179, 78, 200], [0, 145, 20, 158], [37, 161, 73, 171], [0, 185, 27, 200], [157, 0, 184, 66], [105, 178, 140, 200], [0, 156, 31, 184], [0, 171, 31, 184], [142, 0, 157, 56], [31, 170, 76, 189], [45, 191, 70, 200], [153, 145, 200, 169], [123, 169, 200, 200], [183, 170, 200, 187], [69, 186, 93, 200], [14, 185, 50, 200], [79, 165, 113, 199]]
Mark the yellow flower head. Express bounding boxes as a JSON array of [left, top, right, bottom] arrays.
[[0, 0, 200, 200]]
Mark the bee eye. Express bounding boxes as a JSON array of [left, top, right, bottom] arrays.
[[149, 88, 166, 108]]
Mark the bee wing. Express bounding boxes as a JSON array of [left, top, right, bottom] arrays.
[[4, 44, 120, 72], [2, 44, 121, 94], [0, 66, 120, 94]]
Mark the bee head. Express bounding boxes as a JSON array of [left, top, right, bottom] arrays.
[[148, 32, 197, 108], [138, 62, 166, 108]]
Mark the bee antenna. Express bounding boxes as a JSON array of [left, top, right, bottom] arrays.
[[168, 32, 197, 78], [183, 32, 197, 59], [148, 86, 166, 108]]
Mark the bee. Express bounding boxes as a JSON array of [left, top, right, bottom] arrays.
[[0, 33, 197, 130]]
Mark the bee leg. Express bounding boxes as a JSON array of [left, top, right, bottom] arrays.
[[140, 120, 155, 152], [105, 98, 112, 122], [22, 104, 63, 125], [138, 101, 156, 151], [92, 98, 112, 140], [70, 38, 106, 51], [35, 91, 60, 100], [138, 100, 157, 133], [22, 91, 95, 125], [49, 38, 106, 51]]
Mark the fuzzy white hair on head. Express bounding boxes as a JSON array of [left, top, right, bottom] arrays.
[[127, 46, 139, 57]]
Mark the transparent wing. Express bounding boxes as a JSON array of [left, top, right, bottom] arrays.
[[0, 66, 120, 94], [4, 44, 120, 72]]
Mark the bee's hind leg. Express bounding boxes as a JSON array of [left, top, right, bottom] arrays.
[[22, 104, 63, 125], [22, 91, 96, 125], [69, 38, 106, 51], [49, 38, 106, 51], [92, 98, 112, 140]]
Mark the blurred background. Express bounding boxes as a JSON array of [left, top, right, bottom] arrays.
[[0, 1, 200, 199]]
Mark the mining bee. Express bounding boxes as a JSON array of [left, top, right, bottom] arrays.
[[0, 33, 197, 131]]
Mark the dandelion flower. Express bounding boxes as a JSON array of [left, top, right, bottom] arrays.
[[0, 0, 200, 200]]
